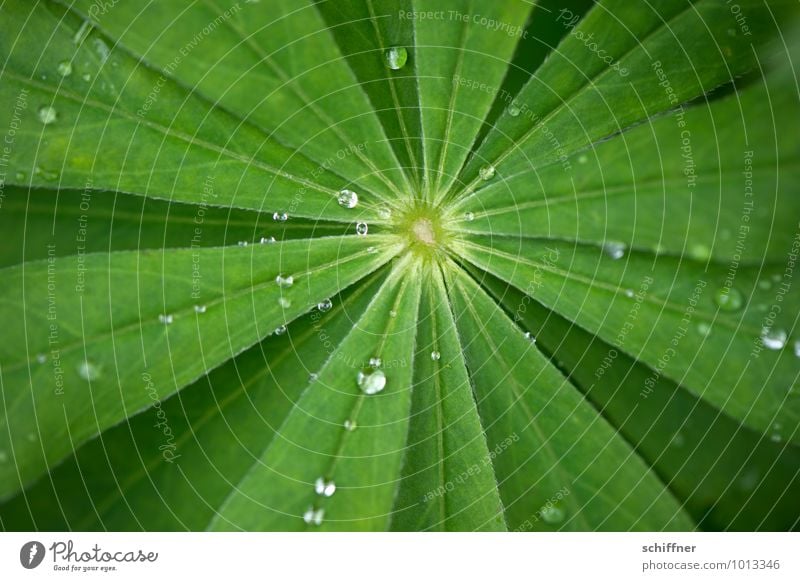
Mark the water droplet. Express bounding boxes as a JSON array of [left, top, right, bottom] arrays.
[[259, 236, 276, 244], [624, 289, 634, 298], [92, 38, 111, 63], [479, 165, 496, 181], [356, 222, 368, 236], [464, 212, 475, 222], [770, 432, 783, 443], [366, 246, 378, 254], [237, 240, 248, 247], [37, 105, 58, 125], [761, 327, 787, 350], [15, 171, 26, 181], [577, 154, 588, 164], [194, 305, 207, 314], [57, 60, 73, 77], [524, 331, 536, 343], [337, 189, 358, 209], [369, 357, 382, 368], [507, 102, 521, 117], [603, 241, 626, 260], [275, 274, 294, 288], [303, 506, 324, 526], [81, 73, 91, 82], [159, 314, 174, 325], [758, 278, 773, 290], [714, 287, 744, 312], [317, 299, 333, 312], [384, 46, 408, 70], [273, 212, 288, 222], [314, 477, 337, 497], [344, 419, 357, 431], [430, 350, 441, 361], [36, 353, 48, 364], [274, 325, 287, 336], [26, 433, 37, 443], [309, 372, 319, 382], [378, 206, 392, 220], [696, 322, 711, 337], [688, 244, 711, 261], [389, 310, 397, 318], [278, 297, 291, 308], [77, 360, 100, 381], [357, 368, 387, 395], [540, 505, 565, 525], [0, 451, 7, 463], [793, 339, 800, 358]]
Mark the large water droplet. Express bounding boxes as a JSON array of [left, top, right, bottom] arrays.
[[77, 360, 101, 381], [761, 327, 787, 350], [357, 368, 387, 395], [314, 477, 337, 497], [603, 241, 626, 260], [337, 189, 358, 209], [384, 46, 408, 70], [57, 61, 73, 77], [344, 419, 357, 432], [275, 274, 294, 288], [714, 287, 744, 312], [303, 506, 324, 526], [317, 299, 333, 312], [37, 105, 58, 125], [356, 222, 368, 236], [479, 165, 496, 181], [540, 505, 565, 525]]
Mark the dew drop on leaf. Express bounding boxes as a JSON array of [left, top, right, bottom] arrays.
[[479, 165, 496, 181], [77, 360, 101, 381], [309, 373, 319, 382], [524, 331, 536, 343], [688, 243, 711, 261], [275, 274, 294, 288], [761, 327, 787, 350], [57, 60, 72, 77], [317, 298, 333, 312], [507, 102, 521, 117], [369, 357, 382, 368], [0, 451, 7, 463], [303, 507, 324, 526], [603, 241, 626, 260], [714, 287, 744, 312], [366, 246, 378, 254], [278, 297, 291, 308], [378, 206, 392, 220], [37, 105, 57, 125], [158, 314, 174, 325], [793, 339, 800, 358], [34, 166, 59, 181], [540, 505, 565, 525], [384, 46, 407, 70], [357, 368, 387, 395], [259, 236, 276, 244], [464, 212, 475, 222], [237, 240, 248, 247], [337, 189, 358, 209], [430, 350, 441, 361], [36, 353, 47, 364], [314, 477, 337, 497], [344, 419, 357, 432], [272, 212, 288, 222], [194, 305, 207, 314], [274, 325, 287, 336], [356, 222, 368, 236], [696, 322, 711, 337]]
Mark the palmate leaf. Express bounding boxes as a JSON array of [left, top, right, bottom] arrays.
[[1, 0, 799, 532]]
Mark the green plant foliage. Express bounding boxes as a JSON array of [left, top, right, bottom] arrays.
[[0, 0, 798, 531]]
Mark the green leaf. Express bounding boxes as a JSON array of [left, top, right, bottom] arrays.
[[391, 266, 506, 531], [0, 236, 399, 498]]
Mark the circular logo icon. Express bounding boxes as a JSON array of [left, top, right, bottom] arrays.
[[20, 541, 46, 569]]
